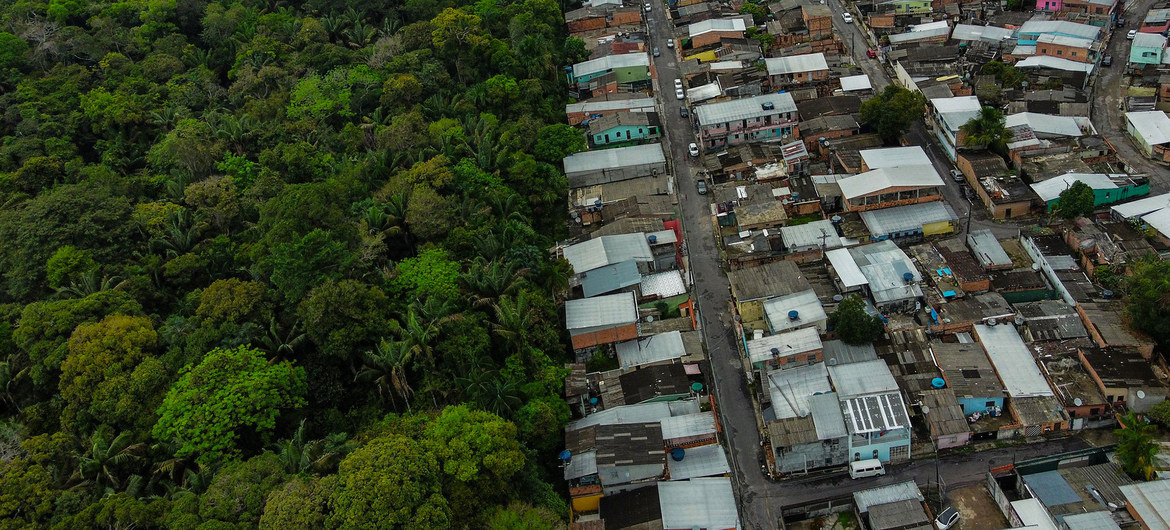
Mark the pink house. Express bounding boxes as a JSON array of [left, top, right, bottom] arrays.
[[1036, 0, 1062, 10]]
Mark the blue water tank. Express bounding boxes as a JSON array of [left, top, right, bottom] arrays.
[[931, 377, 946, 389], [589, 397, 598, 405], [670, 448, 686, 462], [559, 450, 572, 463], [903, 272, 914, 282], [788, 310, 799, 321], [648, 235, 658, 244]]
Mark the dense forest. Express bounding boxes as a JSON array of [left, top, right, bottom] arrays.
[[0, 0, 590, 527]]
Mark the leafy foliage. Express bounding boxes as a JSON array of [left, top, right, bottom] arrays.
[[959, 106, 1013, 151], [1115, 412, 1158, 480], [1055, 180, 1096, 219], [1125, 257, 1170, 349], [829, 295, 884, 345], [860, 85, 926, 145]]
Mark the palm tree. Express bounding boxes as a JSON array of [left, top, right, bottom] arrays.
[[462, 258, 528, 309], [492, 291, 540, 354], [74, 431, 145, 492], [355, 337, 414, 411], [260, 317, 307, 362], [274, 420, 352, 476], [1115, 411, 1159, 480], [959, 106, 1014, 152], [467, 374, 523, 417], [56, 269, 124, 298]]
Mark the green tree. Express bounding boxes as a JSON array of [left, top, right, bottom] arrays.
[[153, 346, 307, 466], [260, 475, 336, 529], [331, 434, 450, 529], [0, 32, 28, 70], [45, 246, 98, 290], [739, 3, 768, 24], [484, 502, 566, 530], [859, 85, 926, 145], [148, 118, 224, 178], [982, 61, 1024, 88], [268, 229, 353, 304], [298, 279, 391, 360], [1115, 411, 1158, 480], [1149, 400, 1170, 427], [1125, 257, 1170, 348], [199, 453, 289, 527], [533, 124, 586, 163], [1055, 180, 1095, 219], [196, 279, 270, 324], [393, 248, 461, 302], [959, 106, 1013, 151], [828, 295, 884, 345]]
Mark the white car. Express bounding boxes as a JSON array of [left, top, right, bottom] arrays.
[[667, 39, 674, 48], [842, 12, 854, 23], [644, 2, 651, 12], [674, 78, 683, 89], [1127, 29, 1138, 39], [675, 88, 685, 100], [935, 507, 960, 530], [688, 143, 700, 157]]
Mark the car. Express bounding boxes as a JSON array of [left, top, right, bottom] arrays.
[[1116, 17, 1126, 28], [676, 88, 685, 100], [644, 2, 651, 12], [1103, 54, 1113, 66], [842, 12, 853, 23], [688, 143, 700, 157], [679, 106, 688, 118], [667, 39, 674, 48], [653, 47, 660, 57], [1128, 29, 1138, 39], [935, 507, 960, 530], [696, 179, 707, 194], [674, 78, 683, 89], [866, 49, 877, 58], [949, 169, 964, 182]]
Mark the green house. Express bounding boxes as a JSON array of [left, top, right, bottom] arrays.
[[587, 112, 662, 147], [569, 53, 652, 85], [1032, 173, 1150, 212], [889, 0, 932, 14]]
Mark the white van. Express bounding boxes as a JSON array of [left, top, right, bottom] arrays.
[[849, 459, 885, 479]]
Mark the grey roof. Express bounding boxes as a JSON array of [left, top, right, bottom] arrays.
[[1126, 111, 1170, 146], [658, 478, 739, 530], [564, 233, 654, 274], [838, 165, 942, 199], [828, 359, 899, 398], [617, 330, 686, 369], [967, 230, 1013, 269], [565, 292, 638, 331], [921, 388, 969, 437], [842, 392, 910, 434], [973, 324, 1053, 397], [781, 219, 844, 251], [867, 499, 932, 530], [1015, 55, 1094, 73], [581, 259, 642, 297], [822, 340, 878, 365], [839, 74, 872, 92], [1022, 470, 1082, 507], [567, 399, 702, 430], [1110, 192, 1170, 219], [769, 416, 819, 446], [1062, 511, 1121, 530], [1004, 112, 1087, 137], [951, 23, 1016, 43], [1132, 32, 1167, 50], [1120, 481, 1170, 529], [853, 481, 924, 514], [572, 53, 650, 78], [849, 241, 924, 305], [765, 53, 829, 75], [566, 96, 656, 115], [695, 93, 797, 126], [667, 443, 730, 480], [726, 260, 808, 302], [763, 290, 827, 333], [809, 391, 848, 440], [564, 450, 598, 479], [860, 201, 956, 237], [659, 411, 717, 441], [1017, 300, 1088, 341], [767, 362, 832, 419], [1018, 19, 1100, 40], [640, 270, 687, 299], [562, 143, 666, 175], [747, 326, 822, 366], [888, 21, 952, 43]]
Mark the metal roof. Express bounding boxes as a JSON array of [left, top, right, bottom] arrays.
[[667, 443, 730, 480], [842, 392, 910, 434], [1127, 110, 1170, 146], [763, 290, 827, 333], [867, 499, 932, 530], [640, 270, 687, 299], [829, 359, 899, 398], [659, 411, 717, 441], [580, 260, 642, 297], [695, 92, 797, 126], [657, 478, 739, 530], [826, 247, 869, 288], [921, 388, 969, 437], [616, 330, 685, 369], [1132, 32, 1167, 50], [1110, 191, 1170, 219], [1004, 112, 1086, 137], [567, 399, 701, 430], [888, 20, 951, 43], [1120, 481, 1170, 530], [572, 53, 650, 78], [809, 391, 848, 440], [931, 96, 983, 133], [1031, 173, 1119, 202], [853, 481, 924, 514], [1022, 470, 1082, 507], [688, 17, 746, 37], [564, 233, 654, 274], [564, 450, 598, 479], [767, 362, 831, 419], [1142, 207, 1170, 238], [860, 201, 956, 238], [1015, 55, 1095, 73], [686, 81, 721, 104], [564, 292, 638, 331], [1011, 498, 1059, 530], [726, 260, 807, 302], [951, 23, 1015, 42], [781, 219, 844, 251], [747, 326, 822, 366], [562, 143, 665, 175], [837, 166, 942, 200], [849, 241, 924, 305], [967, 229, 1013, 268], [765, 53, 829, 75], [1018, 19, 1100, 39], [566, 97, 656, 114], [1062, 511, 1121, 530], [973, 324, 1054, 397], [859, 146, 932, 169], [839, 74, 872, 92], [822, 340, 879, 365], [1036, 33, 1094, 48]]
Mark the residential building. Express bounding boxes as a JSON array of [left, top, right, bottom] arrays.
[[563, 143, 667, 187], [1016, 20, 1100, 45], [687, 17, 747, 48], [837, 164, 944, 212], [566, 95, 655, 125], [973, 323, 1069, 434], [1130, 33, 1167, 67], [1126, 110, 1170, 161], [768, 392, 849, 474], [1077, 346, 1161, 406], [1031, 173, 1150, 212], [615, 330, 686, 369], [565, 5, 641, 33], [767, 362, 833, 421], [1035, 33, 1096, 63], [921, 388, 971, 449], [587, 112, 661, 147], [726, 260, 809, 332], [829, 359, 912, 463], [565, 292, 639, 349], [762, 289, 828, 334], [838, 74, 872, 95], [825, 240, 923, 313], [618, 364, 693, 405], [694, 93, 799, 152], [746, 326, 822, 370], [779, 219, 846, 254], [1120, 480, 1170, 530], [853, 482, 925, 519], [887, 20, 952, 46], [928, 96, 983, 162], [666, 443, 730, 481], [933, 341, 1006, 419], [657, 478, 740, 530], [859, 201, 957, 241], [866, 499, 933, 530], [765, 53, 830, 87], [563, 233, 654, 276], [569, 53, 652, 86]]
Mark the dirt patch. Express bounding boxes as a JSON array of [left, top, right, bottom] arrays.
[[946, 484, 1008, 530]]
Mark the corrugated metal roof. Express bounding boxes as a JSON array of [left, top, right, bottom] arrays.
[[1018, 20, 1100, 40], [580, 260, 642, 297], [973, 323, 1054, 397], [822, 340, 878, 365], [616, 330, 685, 368], [845, 395, 909, 436], [859, 146, 931, 169], [686, 82, 721, 104], [765, 53, 829, 75], [826, 247, 869, 288], [695, 92, 797, 126], [1031, 173, 1119, 202], [688, 17, 746, 36], [781, 219, 844, 251], [1127, 111, 1170, 146], [658, 478, 739, 530], [565, 292, 638, 331], [562, 143, 665, 175], [566, 97, 656, 114], [564, 233, 654, 274], [1142, 207, 1170, 238], [659, 411, 717, 441], [1133, 32, 1167, 50], [888, 24, 951, 43], [951, 23, 1015, 42], [1005, 112, 1085, 137], [767, 362, 831, 419], [564, 450, 598, 479], [1022, 470, 1082, 507], [667, 443, 730, 480], [829, 359, 899, 398], [1012, 498, 1059, 530], [640, 270, 687, 299], [967, 229, 1013, 268], [860, 201, 957, 237], [853, 481, 924, 513], [567, 399, 701, 430], [1110, 191, 1170, 219], [747, 326, 822, 366], [763, 290, 827, 333], [572, 53, 650, 78], [808, 391, 848, 439], [1062, 511, 1121, 530], [849, 241, 924, 305], [1120, 481, 1170, 529], [1036, 33, 1093, 48], [1016, 55, 1095, 73], [837, 166, 943, 200], [839, 74, 872, 92]]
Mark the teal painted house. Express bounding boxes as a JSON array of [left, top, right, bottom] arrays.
[[569, 53, 652, 85], [888, 0, 932, 14], [1032, 173, 1150, 212], [587, 112, 661, 147], [1130, 32, 1167, 66]]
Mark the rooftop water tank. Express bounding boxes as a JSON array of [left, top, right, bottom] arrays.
[[589, 397, 598, 405], [648, 234, 658, 244], [691, 382, 704, 393], [559, 450, 572, 463], [670, 448, 686, 462], [931, 377, 946, 389], [788, 310, 800, 321], [903, 272, 914, 283]]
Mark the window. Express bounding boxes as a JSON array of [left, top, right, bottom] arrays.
[[1057, 50, 1063, 55], [872, 450, 879, 459], [1072, 52, 1077, 57], [1090, 408, 1100, 415], [985, 401, 996, 408]]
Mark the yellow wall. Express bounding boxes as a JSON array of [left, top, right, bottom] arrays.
[[923, 220, 954, 236], [684, 50, 718, 62], [572, 494, 602, 513], [738, 300, 766, 332]]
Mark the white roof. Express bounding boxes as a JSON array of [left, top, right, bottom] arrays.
[[747, 326, 823, 366], [1132, 32, 1167, 49], [1120, 481, 1170, 530], [640, 270, 687, 299], [566, 97, 656, 115], [860, 201, 957, 237], [1141, 207, 1170, 238], [658, 478, 740, 530], [1127, 111, 1170, 146], [838, 165, 943, 200], [667, 443, 730, 480], [850, 241, 924, 305], [567, 399, 701, 430], [709, 60, 746, 71], [968, 230, 1013, 268], [768, 362, 832, 419], [1004, 112, 1085, 137], [562, 143, 665, 174], [695, 92, 797, 126], [888, 21, 951, 43], [931, 96, 983, 133], [686, 81, 722, 104], [1010, 498, 1059, 530], [1112, 192, 1170, 219], [1031, 173, 1118, 202], [854, 481, 924, 513], [563, 233, 653, 274], [839, 74, 872, 92], [1015, 55, 1094, 73], [781, 219, 845, 251], [860, 146, 931, 169], [688, 17, 746, 37], [1062, 512, 1121, 530], [659, 411, 717, 441], [951, 23, 1015, 42], [973, 324, 1054, 398], [763, 290, 828, 333], [1018, 19, 1100, 40], [616, 331, 686, 368], [1036, 33, 1094, 48], [565, 292, 638, 331], [828, 359, 899, 398], [572, 53, 650, 78], [765, 53, 829, 75], [564, 450, 598, 479], [826, 247, 869, 288]]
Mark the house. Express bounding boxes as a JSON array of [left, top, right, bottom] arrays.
[[1031, 173, 1150, 212], [859, 201, 957, 241], [934, 238, 993, 292], [1058, 0, 1118, 15], [853, 482, 925, 518], [563, 143, 667, 187], [666, 443, 730, 481], [565, 5, 642, 33], [746, 326, 822, 370], [589, 423, 666, 495], [1126, 110, 1170, 162], [726, 260, 809, 331], [837, 164, 944, 212], [579, 260, 642, 297], [826, 359, 912, 463], [618, 364, 693, 405], [569, 53, 652, 97], [826, 241, 923, 313], [1077, 346, 1162, 407], [801, 115, 860, 153], [1034, 33, 1096, 63], [565, 292, 640, 349], [933, 341, 1006, 417], [1038, 352, 1108, 429], [958, 153, 1033, 219], [657, 478, 740, 530], [1120, 480, 1170, 530], [928, 96, 983, 162], [765, 53, 831, 87], [588, 112, 661, 147], [1016, 20, 1100, 46], [1015, 300, 1087, 341], [1141, 8, 1170, 35], [889, 0, 933, 13], [694, 92, 799, 152], [563, 233, 654, 276], [838, 74, 873, 95], [1130, 33, 1167, 68], [660, 411, 719, 449], [779, 219, 846, 254], [888, 20, 952, 46], [615, 330, 686, 369], [687, 18, 747, 48], [1076, 300, 1156, 358], [762, 289, 828, 334], [566, 95, 656, 126], [973, 323, 1069, 434], [768, 392, 849, 474], [1109, 191, 1170, 220], [767, 362, 833, 421], [866, 499, 933, 530], [921, 388, 971, 449], [951, 23, 1016, 44]]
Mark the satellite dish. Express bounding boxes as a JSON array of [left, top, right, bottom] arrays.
[[1073, 398, 1083, 406], [921, 405, 930, 414], [1137, 390, 1147, 399]]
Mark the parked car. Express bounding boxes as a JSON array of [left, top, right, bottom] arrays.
[[1103, 54, 1113, 66], [935, 507, 960, 530], [653, 47, 660, 57], [842, 12, 853, 23], [688, 143, 699, 157], [866, 49, 877, 58], [949, 169, 964, 182], [1116, 17, 1126, 28], [674, 78, 683, 89], [644, 2, 651, 12], [667, 39, 674, 48], [675, 88, 685, 100], [1128, 29, 1137, 39], [696, 179, 707, 194], [679, 106, 688, 118]]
